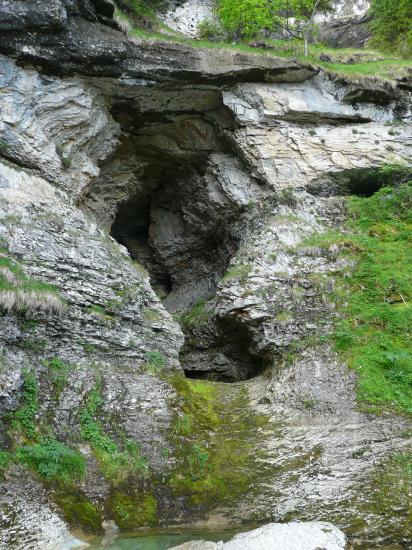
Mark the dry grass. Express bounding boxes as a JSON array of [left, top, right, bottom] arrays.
[[0, 267, 22, 287], [0, 290, 67, 316], [0, 252, 66, 316]]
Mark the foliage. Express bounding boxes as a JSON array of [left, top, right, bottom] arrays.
[[44, 357, 72, 399], [218, 0, 273, 40], [13, 369, 38, 439], [197, 18, 227, 41], [217, 0, 332, 49], [370, 0, 412, 57], [79, 385, 148, 483], [16, 437, 85, 482], [315, 170, 412, 414], [141, 350, 166, 374]]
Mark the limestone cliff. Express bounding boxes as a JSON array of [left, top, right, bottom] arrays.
[[0, 2, 411, 549]]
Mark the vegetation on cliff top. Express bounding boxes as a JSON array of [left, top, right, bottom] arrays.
[[115, 0, 412, 81]]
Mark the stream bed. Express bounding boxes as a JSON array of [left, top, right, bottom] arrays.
[[89, 526, 249, 549]]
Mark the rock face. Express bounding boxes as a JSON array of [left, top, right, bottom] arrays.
[[161, 0, 215, 37], [170, 521, 347, 550], [317, 1, 371, 48], [0, 1, 411, 549]]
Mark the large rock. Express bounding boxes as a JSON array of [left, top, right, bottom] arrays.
[[169, 521, 347, 550], [317, 1, 371, 48]]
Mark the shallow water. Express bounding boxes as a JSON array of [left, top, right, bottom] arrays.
[[90, 527, 245, 550]]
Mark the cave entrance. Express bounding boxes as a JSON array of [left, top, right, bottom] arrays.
[[110, 187, 173, 300], [347, 169, 384, 197]]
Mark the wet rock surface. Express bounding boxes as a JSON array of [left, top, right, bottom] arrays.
[[0, 2, 411, 548]]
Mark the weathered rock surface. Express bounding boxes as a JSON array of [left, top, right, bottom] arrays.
[[161, 0, 214, 37], [317, 1, 371, 48], [0, 471, 89, 550], [0, 1, 411, 548], [169, 521, 347, 549]]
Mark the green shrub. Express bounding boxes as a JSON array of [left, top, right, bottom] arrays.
[[16, 437, 85, 482], [370, 0, 412, 57], [14, 369, 38, 439], [197, 18, 227, 41]]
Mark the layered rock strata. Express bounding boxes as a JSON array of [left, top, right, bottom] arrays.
[[0, 2, 411, 548]]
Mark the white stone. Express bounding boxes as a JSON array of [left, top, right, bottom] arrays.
[[169, 521, 347, 550]]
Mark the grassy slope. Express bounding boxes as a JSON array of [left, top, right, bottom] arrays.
[[114, 2, 412, 81], [306, 176, 412, 415]]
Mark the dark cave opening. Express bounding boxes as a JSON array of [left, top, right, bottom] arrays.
[[110, 189, 173, 300], [347, 170, 384, 197], [89, 92, 265, 382], [180, 313, 269, 382], [307, 167, 389, 197]]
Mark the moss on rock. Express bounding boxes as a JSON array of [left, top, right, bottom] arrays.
[[166, 375, 270, 509]]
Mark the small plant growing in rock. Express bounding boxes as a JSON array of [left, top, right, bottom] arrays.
[[43, 357, 72, 399], [56, 145, 72, 169], [142, 351, 166, 375], [222, 263, 251, 282], [13, 369, 38, 439]]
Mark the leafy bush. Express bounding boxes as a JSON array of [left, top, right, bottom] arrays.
[[218, 0, 272, 40], [14, 369, 38, 439], [370, 0, 412, 57], [16, 437, 85, 482], [197, 18, 227, 41]]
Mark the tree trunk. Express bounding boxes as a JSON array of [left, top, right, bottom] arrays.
[[304, 36, 308, 57]]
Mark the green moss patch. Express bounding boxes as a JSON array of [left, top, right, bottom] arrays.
[[79, 384, 148, 483], [166, 375, 270, 508], [54, 491, 103, 532], [107, 490, 157, 529]]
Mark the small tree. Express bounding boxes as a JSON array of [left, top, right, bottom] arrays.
[[218, 0, 273, 41], [270, 0, 333, 56], [217, 0, 332, 55]]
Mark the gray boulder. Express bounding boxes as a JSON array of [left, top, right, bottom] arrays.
[[169, 521, 347, 550]]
